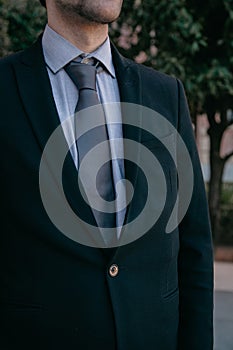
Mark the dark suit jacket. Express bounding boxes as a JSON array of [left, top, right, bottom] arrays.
[[0, 37, 213, 349]]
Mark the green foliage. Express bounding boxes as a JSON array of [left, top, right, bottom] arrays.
[[7, 0, 46, 52], [0, 0, 46, 56], [0, 0, 11, 56], [220, 183, 233, 244], [221, 182, 233, 205], [111, 0, 233, 115]]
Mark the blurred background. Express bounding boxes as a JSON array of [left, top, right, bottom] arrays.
[[0, 0, 232, 348]]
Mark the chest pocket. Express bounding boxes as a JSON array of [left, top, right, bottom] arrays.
[[140, 132, 177, 197]]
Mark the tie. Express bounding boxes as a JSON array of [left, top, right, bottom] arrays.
[[65, 59, 116, 245]]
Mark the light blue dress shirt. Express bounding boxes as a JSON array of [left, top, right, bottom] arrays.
[[42, 25, 126, 236]]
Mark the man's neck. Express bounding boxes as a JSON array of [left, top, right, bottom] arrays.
[[47, 3, 109, 53]]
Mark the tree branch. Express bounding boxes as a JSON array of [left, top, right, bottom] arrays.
[[223, 151, 233, 162]]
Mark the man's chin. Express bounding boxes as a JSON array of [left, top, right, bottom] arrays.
[[55, 0, 122, 25]]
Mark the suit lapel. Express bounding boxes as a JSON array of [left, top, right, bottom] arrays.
[[14, 38, 60, 151], [13, 37, 106, 249], [111, 44, 143, 229]]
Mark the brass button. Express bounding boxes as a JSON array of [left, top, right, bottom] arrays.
[[109, 264, 119, 277]]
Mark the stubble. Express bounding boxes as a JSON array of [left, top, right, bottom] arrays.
[[54, 0, 123, 25]]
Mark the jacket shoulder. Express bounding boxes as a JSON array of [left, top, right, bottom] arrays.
[[112, 43, 178, 90], [0, 51, 23, 68], [0, 38, 42, 72], [0, 51, 26, 84], [135, 60, 178, 89], [123, 58, 181, 126]]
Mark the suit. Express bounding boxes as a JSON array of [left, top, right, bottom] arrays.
[[0, 37, 213, 349]]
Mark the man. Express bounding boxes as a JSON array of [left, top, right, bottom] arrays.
[[0, 0, 213, 349]]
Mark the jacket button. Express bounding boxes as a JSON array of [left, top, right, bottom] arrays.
[[109, 264, 119, 277]]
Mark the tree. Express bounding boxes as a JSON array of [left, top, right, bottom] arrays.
[[186, 0, 233, 240], [0, 0, 46, 56], [0, 0, 11, 57], [110, 0, 206, 119], [8, 0, 46, 52], [111, 0, 233, 240]]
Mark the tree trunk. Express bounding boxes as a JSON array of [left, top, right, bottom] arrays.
[[208, 130, 225, 242], [205, 96, 233, 243]]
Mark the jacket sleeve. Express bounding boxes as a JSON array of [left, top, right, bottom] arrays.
[[176, 79, 214, 349]]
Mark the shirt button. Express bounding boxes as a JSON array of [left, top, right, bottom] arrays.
[[109, 264, 119, 277]]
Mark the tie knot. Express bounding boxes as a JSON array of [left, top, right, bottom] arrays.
[[65, 60, 97, 91]]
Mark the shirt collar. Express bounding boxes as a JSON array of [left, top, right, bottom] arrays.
[[42, 24, 115, 78]]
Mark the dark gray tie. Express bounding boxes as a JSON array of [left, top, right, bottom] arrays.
[[65, 60, 116, 238]]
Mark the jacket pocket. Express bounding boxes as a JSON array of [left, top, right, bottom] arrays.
[[162, 286, 179, 302], [161, 250, 179, 300], [0, 300, 46, 312]]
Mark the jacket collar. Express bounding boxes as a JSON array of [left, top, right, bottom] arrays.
[[42, 25, 116, 78], [14, 36, 143, 253]]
